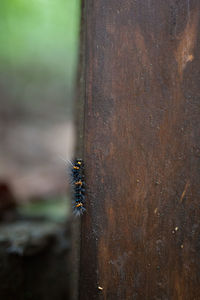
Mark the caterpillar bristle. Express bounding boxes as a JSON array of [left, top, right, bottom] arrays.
[[73, 205, 86, 217]]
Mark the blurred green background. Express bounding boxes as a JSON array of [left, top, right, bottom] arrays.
[[0, 0, 81, 220], [0, 4, 80, 298], [0, 0, 80, 117]]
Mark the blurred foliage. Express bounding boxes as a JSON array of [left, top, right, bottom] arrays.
[[0, 0, 80, 115], [18, 196, 70, 222]]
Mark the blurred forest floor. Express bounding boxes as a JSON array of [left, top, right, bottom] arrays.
[[0, 114, 74, 202]]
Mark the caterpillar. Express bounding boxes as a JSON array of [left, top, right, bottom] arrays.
[[71, 158, 86, 216]]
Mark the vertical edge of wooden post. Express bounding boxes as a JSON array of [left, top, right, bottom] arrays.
[[71, 1, 86, 300]]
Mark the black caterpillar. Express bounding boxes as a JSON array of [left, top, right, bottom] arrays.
[[71, 159, 86, 216]]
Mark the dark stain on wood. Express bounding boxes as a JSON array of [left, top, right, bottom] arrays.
[[80, 1, 200, 299]]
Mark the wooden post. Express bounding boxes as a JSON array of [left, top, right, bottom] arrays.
[[80, 1, 200, 299]]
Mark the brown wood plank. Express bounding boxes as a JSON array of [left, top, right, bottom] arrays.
[[80, 1, 200, 299]]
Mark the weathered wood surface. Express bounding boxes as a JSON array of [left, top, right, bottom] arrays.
[[80, 1, 200, 299]]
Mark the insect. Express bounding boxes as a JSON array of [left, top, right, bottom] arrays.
[[71, 159, 86, 216]]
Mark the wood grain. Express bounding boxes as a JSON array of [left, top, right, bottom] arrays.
[[80, 1, 200, 299]]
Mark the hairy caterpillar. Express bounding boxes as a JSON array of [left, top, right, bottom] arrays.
[[71, 159, 86, 216]]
